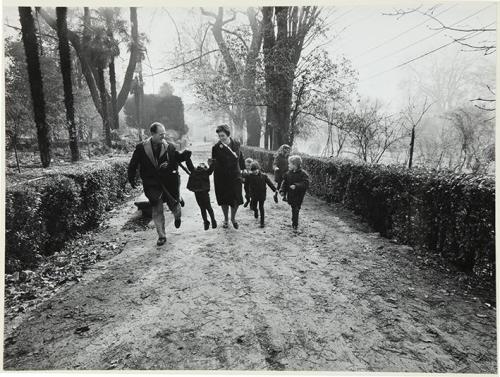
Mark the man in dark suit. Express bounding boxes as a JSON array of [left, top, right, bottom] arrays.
[[128, 122, 191, 246]]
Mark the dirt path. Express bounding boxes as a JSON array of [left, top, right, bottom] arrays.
[[3, 144, 497, 372]]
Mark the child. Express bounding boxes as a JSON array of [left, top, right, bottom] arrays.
[[186, 158, 217, 230], [242, 158, 254, 208], [273, 144, 291, 199], [280, 155, 309, 230], [246, 161, 278, 228]]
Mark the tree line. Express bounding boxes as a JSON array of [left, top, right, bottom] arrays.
[[172, 6, 494, 172], [10, 7, 142, 167]]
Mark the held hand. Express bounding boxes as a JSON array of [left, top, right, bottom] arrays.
[[129, 178, 137, 189], [208, 158, 214, 165], [273, 191, 279, 203], [290, 184, 296, 190]]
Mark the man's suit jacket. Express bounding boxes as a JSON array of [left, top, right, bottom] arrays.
[[128, 137, 181, 205]]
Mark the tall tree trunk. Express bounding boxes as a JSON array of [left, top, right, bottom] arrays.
[[56, 7, 80, 162], [19, 6, 51, 167], [262, 7, 278, 150], [109, 59, 119, 130], [244, 7, 263, 146], [133, 75, 144, 138], [97, 68, 112, 147], [408, 126, 416, 169], [117, 7, 139, 111], [105, 10, 120, 131], [13, 124, 21, 173]]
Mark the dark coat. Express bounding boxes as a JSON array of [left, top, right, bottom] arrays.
[[187, 164, 214, 192], [273, 154, 289, 183], [128, 138, 185, 206], [246, 172, 277, 201], [212, 139, 245, 206], [280, 169, 309, 207]]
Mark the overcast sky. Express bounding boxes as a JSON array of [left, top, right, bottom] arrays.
[[3, 3, 497, 111]]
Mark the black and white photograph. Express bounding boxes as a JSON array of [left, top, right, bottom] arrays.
[[2, 1, 497, 373]]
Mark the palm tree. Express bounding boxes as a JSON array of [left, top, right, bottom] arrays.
[[56, 7, 80, 161], [18, 6, 51, 167]]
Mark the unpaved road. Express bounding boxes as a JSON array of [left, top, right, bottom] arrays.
[[3, 144, 497, 372]]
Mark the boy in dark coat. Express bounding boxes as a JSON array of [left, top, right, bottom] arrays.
[[246, 161, 278, 228], [280, 155, 309, 230], [185, 158, 217, 230]]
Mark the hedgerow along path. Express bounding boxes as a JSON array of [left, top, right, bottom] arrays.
[[3, 143, 497, 372]]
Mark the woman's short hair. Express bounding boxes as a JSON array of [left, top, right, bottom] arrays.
[[216, 124, 231, 136], [288, 155, 302, 168], [250, 161, 261, 171], [150, 122, 164, 134]]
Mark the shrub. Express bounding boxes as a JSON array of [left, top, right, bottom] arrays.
[[5, 181, 48, 270], [5, 157, 131, 272], [241, 146, 495, 281], [39, 176, 84, 254]]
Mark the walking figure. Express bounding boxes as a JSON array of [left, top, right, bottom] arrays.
[[242, 157, 254, 208], [128, 122, 191, 246], [211, 124, 245, 229], [273, 144, 291, 199], [246, 161, 278, 228], [185, 158, 218, 230], [280, 155, 309, 231]]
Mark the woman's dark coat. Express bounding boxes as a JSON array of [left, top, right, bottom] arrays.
[[211, 139, 245, 206]]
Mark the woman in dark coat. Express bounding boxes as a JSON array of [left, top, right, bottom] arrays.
[[211, 124, 245, 229]]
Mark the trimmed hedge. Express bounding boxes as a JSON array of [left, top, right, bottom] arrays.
[[5, 158, 131, 272], [242, 146, 495, 279]]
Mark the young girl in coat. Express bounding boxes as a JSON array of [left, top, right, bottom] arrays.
[[246, 161, 278, 228], [242, 158, 254, 208], [280, 155, 309, 230], [273, 144, 291, 198], [186, 158, 217, 230]]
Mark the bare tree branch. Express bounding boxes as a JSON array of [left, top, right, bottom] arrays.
[[221, 27, 248, 51], [145, 49, 220, 77]]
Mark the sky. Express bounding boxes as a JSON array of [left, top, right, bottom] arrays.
[[3, 3, 497, 112]]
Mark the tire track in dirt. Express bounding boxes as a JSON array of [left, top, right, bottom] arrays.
[[3, 143, 497, 372]]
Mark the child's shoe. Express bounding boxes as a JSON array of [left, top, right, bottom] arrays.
[[244, 200, 250, 208], [254, 210, 259, 219], [204, 220, 210, 230], [273, 192, 279, 203], [211, 219, 217, 228]]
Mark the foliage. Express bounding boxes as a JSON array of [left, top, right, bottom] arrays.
[[242, 146, 495, 283], [5, 158, 131, 272], [5, 35, 101, 147], [123, 93, 188, 137]]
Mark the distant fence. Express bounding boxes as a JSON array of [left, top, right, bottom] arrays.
[[242, 146, 495, 282], [5, 158, 131, 272]]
